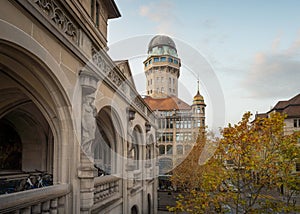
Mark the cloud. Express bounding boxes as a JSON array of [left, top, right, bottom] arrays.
[[138, 0, 178, 34], [243, 35, 300, 98]]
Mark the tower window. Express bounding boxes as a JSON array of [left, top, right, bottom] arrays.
[[161, 57, 166, 62], [154, 57, 159, 62], [149, 59, 152, 64], [168, 58, 173, 63], [174, 59, 178, 64]]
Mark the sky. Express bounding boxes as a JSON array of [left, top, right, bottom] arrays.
[[107, 0, 300, 130]]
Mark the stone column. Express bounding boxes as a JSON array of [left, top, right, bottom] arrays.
[[78, 69, 99, 213]]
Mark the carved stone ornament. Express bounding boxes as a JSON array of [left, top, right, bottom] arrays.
[[81, 92, 97, 155], [33, 0, 78, 43]]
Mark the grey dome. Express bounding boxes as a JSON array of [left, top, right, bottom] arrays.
[[148, 35, 177, 52]]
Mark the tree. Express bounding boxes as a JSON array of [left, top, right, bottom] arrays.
[[169, 112, 300, 213]]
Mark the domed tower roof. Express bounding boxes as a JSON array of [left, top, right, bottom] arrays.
[[148, 35, 178, 57], [193, 81, 205, 106]]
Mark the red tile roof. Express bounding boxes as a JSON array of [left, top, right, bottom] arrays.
[[143, 96, 191, 111]]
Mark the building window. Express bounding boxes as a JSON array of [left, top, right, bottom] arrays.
[[161, 57, 166, 62], [166, 145, 172, 155], [197, 120, 201, 127], [168, 58, 173, 63], [166, 119, 173, 129], [95, 1, 100, 27], [296, 162, 300, 172], [161, 87, 164, 93], [184, 145, 192, 153], [150, 79, 152, 84], [161, 77, 164, 82], [174, 59, 178, 64], [91, 0, 95, 20], [150, 90, 152, 93], [154, 57, 159, 62], [196, 107, 201, 114], [159, 145, 165, 155], [294, 119, 298, 127], [169, 77, 171, 84], [202, 107, 205, 114], [149, 59, 152, 64], [177, 145, 183, 155]]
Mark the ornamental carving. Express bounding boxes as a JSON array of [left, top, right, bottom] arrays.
[[33, 0, 78, 43], [91, 47, 111, 74]]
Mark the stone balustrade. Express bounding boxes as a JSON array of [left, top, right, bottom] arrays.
[[94, 175, 121, 205], [0, 184, 70, 213]]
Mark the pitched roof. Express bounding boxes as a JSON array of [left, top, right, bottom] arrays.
[[270, 93, 300, 117], [143, 96, 191, 111]]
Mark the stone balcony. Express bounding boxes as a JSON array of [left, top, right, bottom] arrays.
[[0, 184, 70, 213]]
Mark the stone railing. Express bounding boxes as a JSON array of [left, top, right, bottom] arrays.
[[94, 175, 121, 205], [0, 184, 70, 213]]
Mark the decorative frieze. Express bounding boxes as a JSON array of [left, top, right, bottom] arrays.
[[33, 0, 78, 43]]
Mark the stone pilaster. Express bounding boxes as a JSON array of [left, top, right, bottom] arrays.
[[78, 69, 99, 213]]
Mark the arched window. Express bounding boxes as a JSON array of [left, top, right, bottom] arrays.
[[159, 145, 165, 155], [131, 205, 138, 214], [94, 107, 122, 176]]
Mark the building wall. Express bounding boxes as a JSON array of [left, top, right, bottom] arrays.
[[0, 1, 157, 213]]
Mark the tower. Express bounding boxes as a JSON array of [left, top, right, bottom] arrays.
[[143, 35, 206, 179], [192, 81, 206, 128], [144, 35, 181, 98]]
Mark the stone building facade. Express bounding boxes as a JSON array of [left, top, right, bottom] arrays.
[[0, 1, 157, 213], [143, 35, 206, 176], [256, 93, 300, 173]]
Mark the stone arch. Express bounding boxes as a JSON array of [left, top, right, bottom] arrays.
[[130, 125, 143, 169], [94, 105, 124, 175], [0, 39, 74, 183], [147, 193, 152, 214], [131, 205, 139, 214]]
